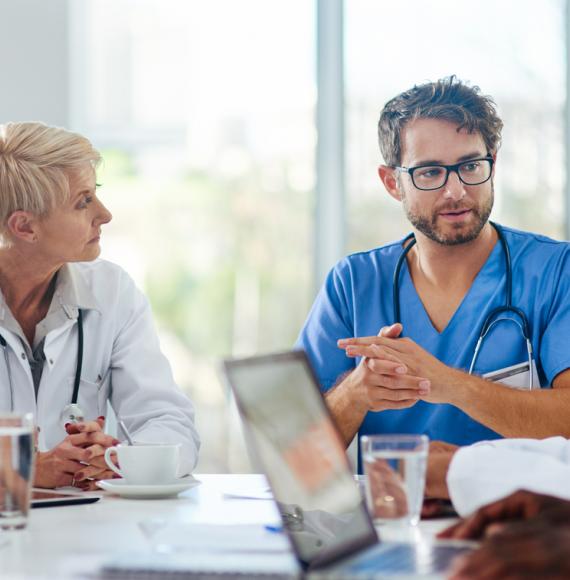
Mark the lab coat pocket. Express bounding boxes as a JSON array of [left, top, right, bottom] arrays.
[[67, 375, 110, 420]]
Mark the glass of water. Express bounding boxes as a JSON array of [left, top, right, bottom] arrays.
[[0, 414, 34, 530], [361, 434, 428, 526]]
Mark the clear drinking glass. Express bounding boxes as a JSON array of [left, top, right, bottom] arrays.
[[361, 434, 428, 526], [0, 414, 35, 530]]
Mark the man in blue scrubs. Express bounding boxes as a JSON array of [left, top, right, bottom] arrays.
[[297, 77, 570, 451]]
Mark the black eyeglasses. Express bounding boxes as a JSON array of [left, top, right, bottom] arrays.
[[395, 156, 494, 191]]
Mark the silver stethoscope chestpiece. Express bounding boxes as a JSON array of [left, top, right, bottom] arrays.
[[60, 403, 86, 427]]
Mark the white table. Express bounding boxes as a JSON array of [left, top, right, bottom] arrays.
[[0, 475, 457, 579]]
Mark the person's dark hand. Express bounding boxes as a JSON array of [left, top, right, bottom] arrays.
[[439, 489, 570, 540], [448, 520, 570, 580]]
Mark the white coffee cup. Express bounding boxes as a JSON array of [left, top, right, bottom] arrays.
[[104, 443, 181, 485]]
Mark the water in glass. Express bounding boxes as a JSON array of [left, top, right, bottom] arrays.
[[361, 434, 428, 526], [0, 418, 34, 530]]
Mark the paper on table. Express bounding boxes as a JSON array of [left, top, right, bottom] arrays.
[[222, 487, 274, 500], [138, 521, 290, 554]]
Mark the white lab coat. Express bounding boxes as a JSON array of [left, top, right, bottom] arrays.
[[447, 436, 570, 517], [0, 259, 200, 476]]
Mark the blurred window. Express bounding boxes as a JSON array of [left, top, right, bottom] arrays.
[[73, 0, 315, 472], [346, 0, 566, 251]]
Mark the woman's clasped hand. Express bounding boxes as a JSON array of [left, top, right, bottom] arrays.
[[34, 417, 120, 490]]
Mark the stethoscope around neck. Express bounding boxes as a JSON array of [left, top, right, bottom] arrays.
[[0, 309, 86, 425], [392, 222, 535, 389]]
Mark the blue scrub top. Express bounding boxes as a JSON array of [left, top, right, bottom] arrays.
[[297, 225, 570, 449]]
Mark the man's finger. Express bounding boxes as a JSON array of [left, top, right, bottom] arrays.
[[366, 358, 408, 375], [346, 344, 403, 360], [378, 323, 403, 339], [369, 385, 428, 402], [338, 323, 404, 349], [366, 371, 431, 393], [370, 399, 418, 412], [338, 335, 393, 348], [346, 344, 402, 362]]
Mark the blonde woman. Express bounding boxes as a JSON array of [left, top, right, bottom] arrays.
[[0, 122, 199, 489]]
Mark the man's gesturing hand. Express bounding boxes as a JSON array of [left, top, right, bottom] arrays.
[[338, 328, 464, 405], [337, 324, 431, 413]]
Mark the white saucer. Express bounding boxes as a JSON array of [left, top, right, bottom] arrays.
[[97, 476, 200, 499]]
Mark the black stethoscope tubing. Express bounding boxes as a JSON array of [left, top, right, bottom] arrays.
[[72, 309, 84, 406], [0, 309, 83, 411], [392, 222, 534, 382]]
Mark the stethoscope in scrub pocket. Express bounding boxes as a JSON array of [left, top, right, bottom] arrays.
[[392, 222, 537, 390], [0, 309, 87, 425]]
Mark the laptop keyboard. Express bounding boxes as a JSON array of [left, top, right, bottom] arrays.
[[341, 542, 471, 575]]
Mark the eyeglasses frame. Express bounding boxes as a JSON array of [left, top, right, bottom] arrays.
[[394, 156, 495, 191]]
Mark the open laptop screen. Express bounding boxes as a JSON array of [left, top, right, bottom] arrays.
[[223, 350, 378, 569]]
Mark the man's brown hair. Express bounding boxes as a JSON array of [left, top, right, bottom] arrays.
[[378, 76, 503, 166]]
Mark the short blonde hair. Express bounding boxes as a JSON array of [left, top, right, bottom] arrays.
[[0, 122, 101, 242]]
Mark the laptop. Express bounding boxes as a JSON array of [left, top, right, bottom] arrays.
[[222, 349, 474, 579]]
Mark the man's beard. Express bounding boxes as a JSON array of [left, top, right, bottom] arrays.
[[402, 185, 494, 246]]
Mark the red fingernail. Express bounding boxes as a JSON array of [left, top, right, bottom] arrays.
[[64, 423, 71, 428], [98, 416, 105, 421]]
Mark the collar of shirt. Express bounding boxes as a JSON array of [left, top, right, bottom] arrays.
[[0, 263, 102, 356]]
